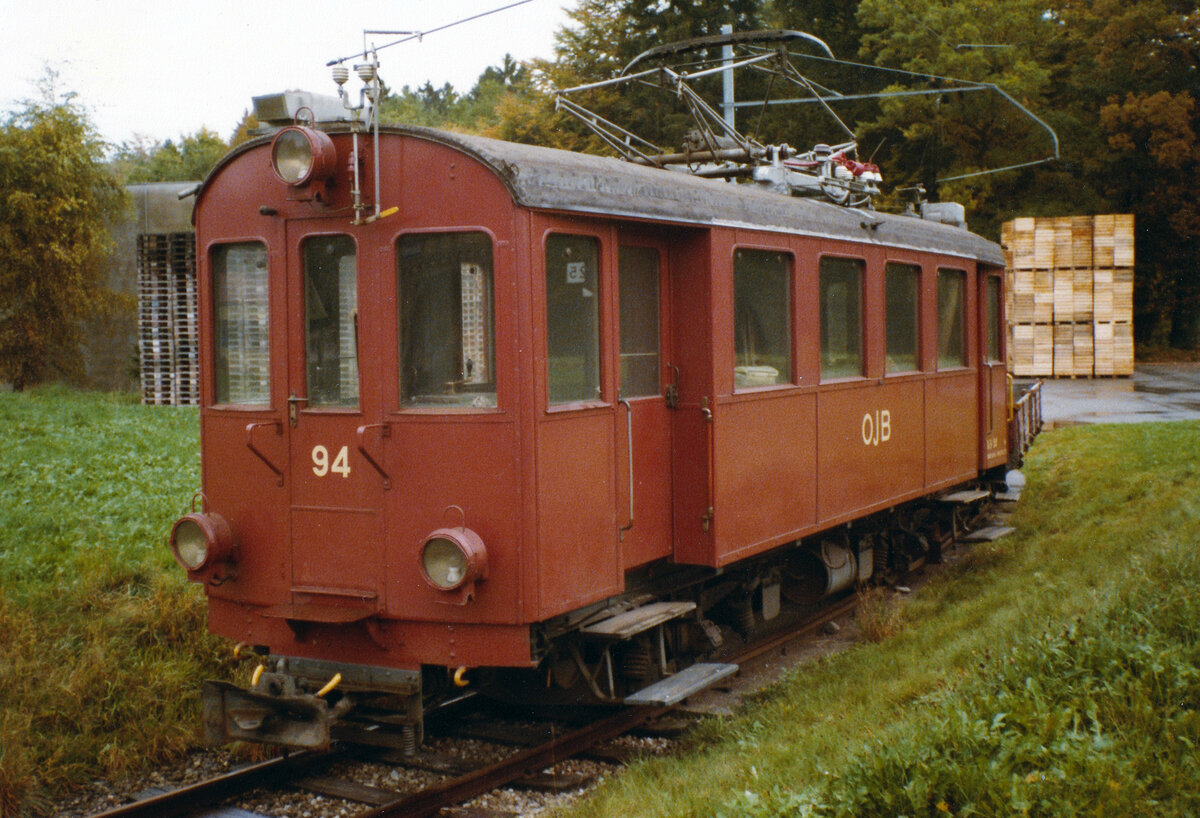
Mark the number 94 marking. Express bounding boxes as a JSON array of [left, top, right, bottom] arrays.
[[312, 445, 351, 478]]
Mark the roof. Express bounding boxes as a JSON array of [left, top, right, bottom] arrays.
[[201, 124, 1005, 266]]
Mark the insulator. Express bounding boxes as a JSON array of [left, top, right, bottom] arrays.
[[332, 65, 350, 86]]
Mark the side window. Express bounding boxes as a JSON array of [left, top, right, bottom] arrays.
[[734, 249, 792, 388], [937, 268, 966, 369], [545, 234, 601, 405], [885, 262, 920, 373], [986, 276, 1002, 362], [212, 242, 269, 406], [398, 232, 496, 408], [303, 235, 358, 407], [820, 257, 864, 380], [619, 245, 661, 398]]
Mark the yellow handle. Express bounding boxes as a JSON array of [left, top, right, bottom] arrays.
[[251, 664, 264, 687], [453, 666, 470, 688], [316, 673, 342, 697]]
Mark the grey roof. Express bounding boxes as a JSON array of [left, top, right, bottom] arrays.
[[202, 124, 1004, 266], [398, 126, 1004, 266]]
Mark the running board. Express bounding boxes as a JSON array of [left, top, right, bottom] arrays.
[[624, 662, 738, 706]]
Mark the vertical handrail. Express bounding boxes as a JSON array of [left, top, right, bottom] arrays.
[[618, 399, 634, 541]]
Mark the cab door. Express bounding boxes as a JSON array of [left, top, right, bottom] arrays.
[[283, 228, 386, 610], [617, 239, 673, 568], [979, 269, 1008, 469]]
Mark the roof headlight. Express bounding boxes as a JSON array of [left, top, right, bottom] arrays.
[[270, 126, 337, 187]]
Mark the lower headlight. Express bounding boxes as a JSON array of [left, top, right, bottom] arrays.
[[170, 512, 234, 573], [420, 528, 487, 591]]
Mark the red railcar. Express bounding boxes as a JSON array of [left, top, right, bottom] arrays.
[[174, 96, 1011, 750]]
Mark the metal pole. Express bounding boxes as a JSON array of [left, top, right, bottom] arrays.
[[721, 23, 735, 131]]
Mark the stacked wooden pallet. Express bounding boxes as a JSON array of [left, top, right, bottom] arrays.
[[1003, 214, 1134, 377], [138, 233, 200, 405]]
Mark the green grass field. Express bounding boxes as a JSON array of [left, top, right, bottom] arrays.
[[0, 387, 234, 817], [2, 389, 1198, 816]]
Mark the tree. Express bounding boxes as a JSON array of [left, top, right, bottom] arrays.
[[0, 74, 128, 389], [113, 127, 229, 183]]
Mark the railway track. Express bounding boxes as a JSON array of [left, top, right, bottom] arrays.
[[90, 592, 862, 818]]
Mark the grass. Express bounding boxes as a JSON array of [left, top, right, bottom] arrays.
[[561, 420, 1200, 817], [3, 390, 1198, 816], [0, 387, 234, 817]]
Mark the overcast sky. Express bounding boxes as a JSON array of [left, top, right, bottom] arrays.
[[0, 0, 573, 146]]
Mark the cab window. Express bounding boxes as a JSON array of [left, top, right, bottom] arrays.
[[398, 232, 496, 408], [303, 235, 358, 407], [734, 249, 792, 388], [545, 234, 601, 405], [212, 242, 269, 405]]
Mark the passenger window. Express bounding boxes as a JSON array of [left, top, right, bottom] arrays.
[[303, 236, 358, 407], [734, 250, 792, 388], [937, 268, 967, 369], [398, 232, 496, 408], [212, 242, 270, 406], [545, 235, 601, 405], [986, 276, 1002, 362], [819, 257, 864, 379], [619, 246, 661, 398], [885, 263, 920, 373]]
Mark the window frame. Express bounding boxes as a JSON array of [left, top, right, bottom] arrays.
[[818, 255, 866, 382], [210, 240, 271, 409], [395, 229, 499, 412], [544, 232, 605, 410], [883, 261, 922, 376], [301, 233, 360, 410], [936, 267, 968, 370], [733, 247, 795, 391]]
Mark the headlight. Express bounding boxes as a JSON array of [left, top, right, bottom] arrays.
[[170, 512, 234, 573], [270, 126, 337, 187], [420, 528, 488, 592]]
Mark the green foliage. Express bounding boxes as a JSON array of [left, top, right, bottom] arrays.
[[0, 72, 129, 391], [563, 421, 1200, 817], [112, 127, 229, 183], [0, 388, 233, 816]]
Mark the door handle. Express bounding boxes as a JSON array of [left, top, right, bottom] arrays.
[[618, 398, 634, 542]]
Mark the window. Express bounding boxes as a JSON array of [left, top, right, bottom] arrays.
[[545, 235, 601, 405], [619, 246, 660, 398], [212, 242, 269, 405], [937, 268, 966, 369], [733, 250, 792, 388], [819, 257, 863, 379], [986, 276, 1002, 362], [398, 232, 496, 408], [304, 236, 358, 407], [885, 263, 920, 373]]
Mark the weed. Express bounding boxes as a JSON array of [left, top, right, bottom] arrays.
[[854, 586, 904, 642]]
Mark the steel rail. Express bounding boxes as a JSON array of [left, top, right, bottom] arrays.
[[91, 749, 336, 817], [360, 705, 672, 818]]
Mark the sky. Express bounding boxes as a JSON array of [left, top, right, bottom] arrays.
[[0, 0, 574, 146]]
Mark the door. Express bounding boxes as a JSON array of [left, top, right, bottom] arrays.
[[284, 229, 386, 608], [617, 241, 673, 568], [979, 270, 1008, 469]]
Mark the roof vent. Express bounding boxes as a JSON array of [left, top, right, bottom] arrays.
[[252, 91, 351, 127], [921, 202, 967, 229]]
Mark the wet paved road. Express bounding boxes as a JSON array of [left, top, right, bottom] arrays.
[[1019, 363, 1200, 425]]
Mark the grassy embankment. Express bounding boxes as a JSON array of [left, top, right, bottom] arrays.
[[3, 390, 1199, 816], [0, 387, 233, 817], [566, 421, 1200, 817]]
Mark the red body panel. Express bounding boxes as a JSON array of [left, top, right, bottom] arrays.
[[190, 127, 1008, 673]]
